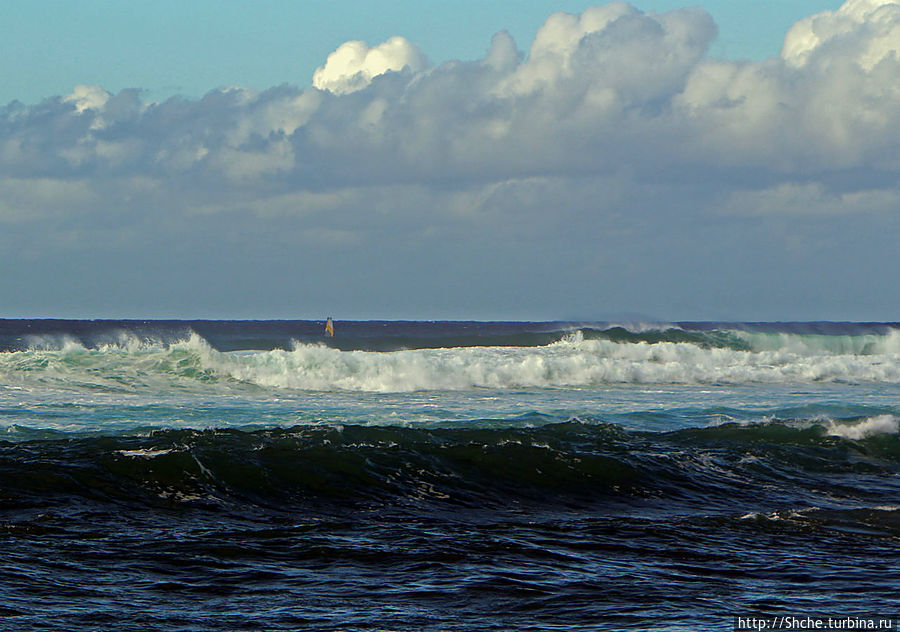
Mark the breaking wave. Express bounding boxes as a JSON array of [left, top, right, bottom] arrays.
[[825, 414, 899, 440], [2, 326, 899, 393]]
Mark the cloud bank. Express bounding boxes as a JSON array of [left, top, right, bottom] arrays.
[[1, 0, 898, 319]]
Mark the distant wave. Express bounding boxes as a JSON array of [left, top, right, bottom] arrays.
[[2, 328, 900, 393], [4, 319, 899, 353]]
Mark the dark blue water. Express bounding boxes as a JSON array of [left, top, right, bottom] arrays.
[[1, 320, 898, 630]]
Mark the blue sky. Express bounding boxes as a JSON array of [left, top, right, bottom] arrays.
[[5, 0, 841, 105], [1, 0, 898, 320]]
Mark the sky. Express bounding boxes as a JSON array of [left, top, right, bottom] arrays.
[[3, 0, 842, 105], [1, 0, 898, 320]]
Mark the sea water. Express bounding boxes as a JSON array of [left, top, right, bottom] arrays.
[[1, 320, 898, 631]]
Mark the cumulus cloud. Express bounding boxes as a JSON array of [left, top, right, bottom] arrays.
[[312, 36, 428, 94], [483, 31, 521, 72], [62, 84, 111, 113], [1, 0, 899, 318], [782, 0, 900, 70], [3, 0, 897, 193], [675, 0, 900, 173]]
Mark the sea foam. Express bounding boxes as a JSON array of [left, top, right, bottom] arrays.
[[202, 332, 900, 392], [826, 414, 899, 440], [3, 329, 900, 393]]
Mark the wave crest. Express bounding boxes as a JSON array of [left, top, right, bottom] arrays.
[[826, 415, 899, 440], [198, 331, 900, 391], [2, 329, 900, 393], [3, 419, 897, 513]]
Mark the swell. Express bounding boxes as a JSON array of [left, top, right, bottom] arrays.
[[2, 319, 570, 353], [2, 418, 897, 519], [4, 319, 900, 353]]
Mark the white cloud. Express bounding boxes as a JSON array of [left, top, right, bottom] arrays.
[[0, 0, 898, 319], [498, 2, 715, 99], [1, 0, 897, 198], [312, 36, 428, 94], [675, 0, 900, 172], [0, 0, 895, 266], [782, 0, 900, 70], [63, 84, 111, 113], [483, 31, 520, 72]]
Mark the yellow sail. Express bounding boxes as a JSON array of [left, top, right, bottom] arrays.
[[325, 317, 334, 337]]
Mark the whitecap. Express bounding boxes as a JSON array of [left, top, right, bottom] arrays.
[[117, 448, 175, 458], [826, 414, 899, 440]]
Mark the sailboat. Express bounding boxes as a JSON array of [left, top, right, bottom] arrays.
[[325, 317, 334, 337]]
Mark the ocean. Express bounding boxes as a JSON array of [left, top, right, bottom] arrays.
[[1, 319, 898, 631]]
